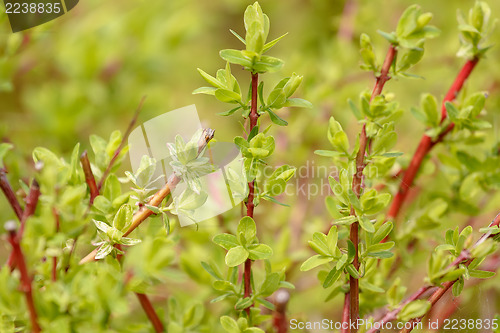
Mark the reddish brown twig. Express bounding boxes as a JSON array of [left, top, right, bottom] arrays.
[[341, 292, 351, 333], [136, 293, 165, 332], [347, 45, 397, 329], [80, 150, 99, 204], [387, 58, 479, 221], [5, 221, 41, 333], [79, 128, 214, 264], [18, 180, 40, 240], [243, 72, 260, 316], [273, 289, 290, 333], [0, 168, 23, 220], [367, 286, 434, 333], [370, 213, 500, 333], [97, 96, 147, 191], [7, 179, 40, 270]]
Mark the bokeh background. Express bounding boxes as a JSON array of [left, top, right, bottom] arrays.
[[1, 0, 500, 331]]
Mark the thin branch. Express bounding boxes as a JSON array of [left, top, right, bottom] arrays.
[[341, 292, 350, 333], [80, 150, 99, 204], [366, 286, 434, 333], [273, 289, 290, 333], [97, 95, 147, 191], [5, 221, 41, 333], [243, 72, 259, 316], [0, 168, 23, 220], [347, 45, 397, 329], [369, 213, 500, 333], [136, 293, 165, 332], [387, 57, 480, 221], [18, 179, 40, 240], [79, 128, 215, 264], [7, 179, 40, 270]]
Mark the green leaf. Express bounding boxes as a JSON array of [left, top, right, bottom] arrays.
[[235, 297, 253, 310], [229, 29, 246, 45], [215, 88, 242, 104], [201, 261, 223, 280], [119, 237, 142, 246], [347, 240, 356, 263], [327, 117, 349, 153], [262, 32, 288, 53], [452, 277, 464, 297], [192, 86, 217, 95], [396, 5, 419, 38], [346, 264, 361, 279], [333, 216, 358, 226], [366, 251, 394, 259], [360, 281, 385, 293], [95, 243, 114, 260], [358, 216, 375, 233], [372, 222, 393, 244], [213, 233, 240, 250], [367, 241, 395, 254], [220, 49, 253, 68], [225, 246, 249, 267], [315, 150, 344, 157], [213, 280, 235, 292], [310, 232, 331, 256], [247, 244, 273, 260], [398, 300, 431, 321], [220, 316, 240, 333], [0, 143, 13, 168], [197, 68, 224, 89], [469, 270, 495, 279], [283, 98, 313, 108], [259, 272, 280, 296], [323, 267, 341, 288], [266, 108, 288, 126], [237, 216, 257, 243], [377, 30, 398, 44], [253, 55, 284, 73], [93, 220, 111, 233], [421, 93, 440, 127], [300, 255, 333, 271], [112, 204, 133, 231]]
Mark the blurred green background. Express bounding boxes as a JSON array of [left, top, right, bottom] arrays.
[[1, 0, 500, 330]]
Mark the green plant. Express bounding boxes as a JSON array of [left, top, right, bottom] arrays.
[[303, 2, 499, 332], [194, 2, 310, 331], [1, 1, 500, 332]]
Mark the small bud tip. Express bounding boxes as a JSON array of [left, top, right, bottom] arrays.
[[4, 220, 17, 232]]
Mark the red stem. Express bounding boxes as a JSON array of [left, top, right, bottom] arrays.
[[273, 289, 290, 333], [341, 292, 351, 333], [387, 58, 479, 221], [374, 213, 500, 333], [7, 179, 40, 270], [0, 168, 23, 220], [5, 222, 41, 333], [136, 293, 165, 333], [80, 150, 99, 204], [348, 45, 397, 330], [244, 72, 259, 316], [367, 286, 433, 333]]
